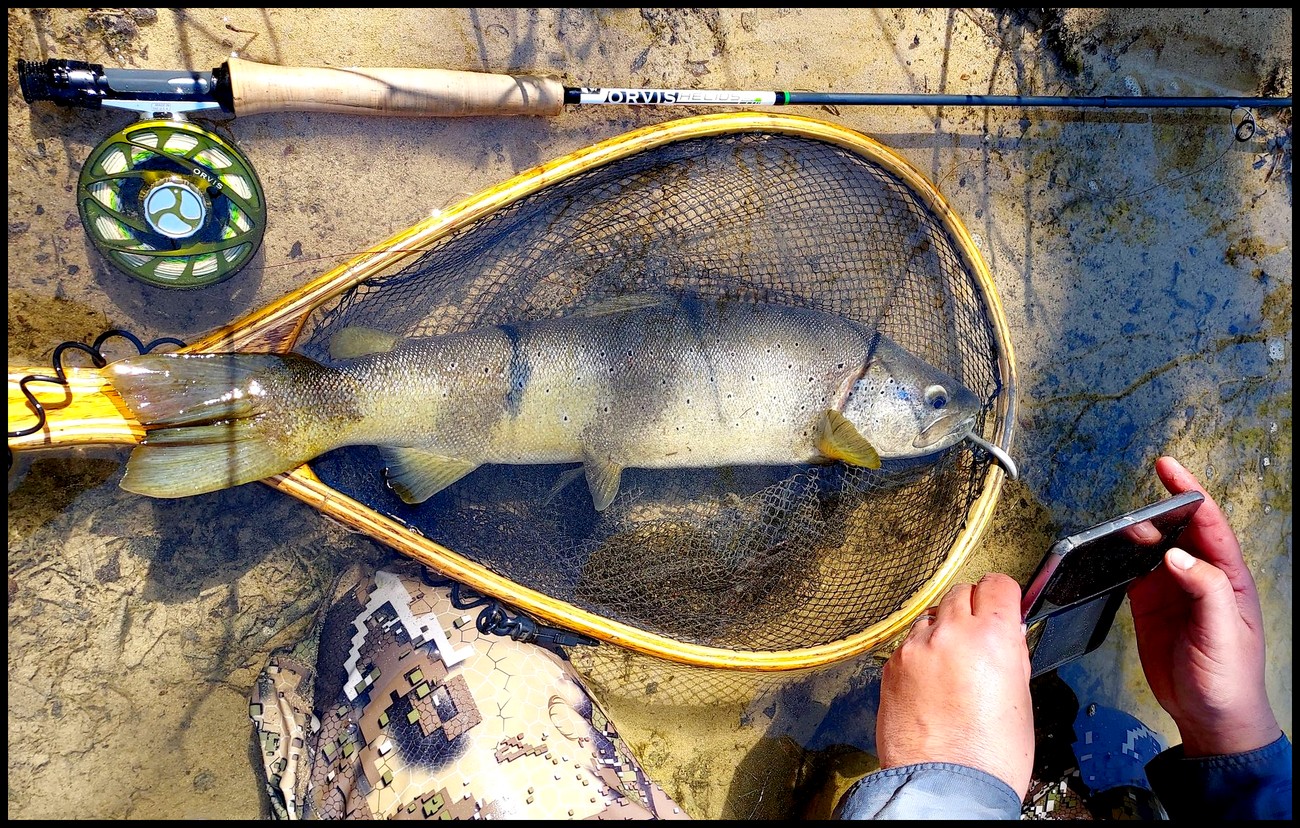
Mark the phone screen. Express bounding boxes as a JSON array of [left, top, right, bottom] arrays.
[[1021, 490, 1204, 623]]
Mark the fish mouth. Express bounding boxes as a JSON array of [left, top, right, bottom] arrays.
[[912, 412, 975, 451]]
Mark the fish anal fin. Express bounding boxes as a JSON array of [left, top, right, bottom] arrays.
[[818, 410, 882, 469], [380, 447, 478, 504], [583, 453, 625, 512]]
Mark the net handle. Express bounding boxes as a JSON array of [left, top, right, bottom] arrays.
[[7, 366, 144, 451]]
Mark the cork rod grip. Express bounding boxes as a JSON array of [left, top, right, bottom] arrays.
[[226, 57, 566, 117]]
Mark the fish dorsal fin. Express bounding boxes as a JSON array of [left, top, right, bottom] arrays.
[[329, 326, 401, 360], [818, 410, 882, 469], [380, 447, 478, 504], [583, 453, 625, 512], [568, 292, 673, 319]]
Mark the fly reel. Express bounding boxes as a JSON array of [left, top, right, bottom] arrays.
[[77, 119, 266, 289]]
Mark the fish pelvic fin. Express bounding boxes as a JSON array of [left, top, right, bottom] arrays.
[[110, 353, 336, 498], [818, 410, 882, 469], [381, 447, 479, 505], [583, 453, 625, 512]]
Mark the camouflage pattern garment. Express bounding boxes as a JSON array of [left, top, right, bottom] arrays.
[[250, 563, 689, 820], [1020, 675, 1165, 821]]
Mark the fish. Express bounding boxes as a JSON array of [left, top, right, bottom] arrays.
[[107, 292, 987, 511]]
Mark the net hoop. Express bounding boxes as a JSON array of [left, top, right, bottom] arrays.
[[186, 112, 1017, 671]]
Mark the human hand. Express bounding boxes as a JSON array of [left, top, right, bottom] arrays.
[[1127, 455, 1281, 757], [877, 573, 1033, 799]]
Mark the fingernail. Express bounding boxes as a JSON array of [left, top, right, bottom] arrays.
[[1167, 547, 1196, 570]]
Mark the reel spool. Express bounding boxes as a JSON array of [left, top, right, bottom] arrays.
[[76, 119, 265, 289]]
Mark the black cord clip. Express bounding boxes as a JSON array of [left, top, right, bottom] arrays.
[[442, 579, 599, 650]]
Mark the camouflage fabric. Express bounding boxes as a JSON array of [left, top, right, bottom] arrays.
[[1022, 773, 1163, 821], [251, 563, 688, 820], [1022, 770, 1099, 820], [1020, 674, 1164, 820]]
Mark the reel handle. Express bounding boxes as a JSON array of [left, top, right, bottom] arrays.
[[226, 57, 565, 118]]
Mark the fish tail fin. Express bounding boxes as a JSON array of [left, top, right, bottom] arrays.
[[121, 423, 306, 498], [109, 353, 329, 498]]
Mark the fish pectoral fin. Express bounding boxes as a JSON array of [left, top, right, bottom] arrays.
[[328, 326, 401, 360], [380, 447, 478, 505], [818, 410, 882, 469], [582, 453, 625, 512]]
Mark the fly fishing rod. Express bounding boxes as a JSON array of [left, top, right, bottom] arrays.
[[18, 57, 1294, 287]]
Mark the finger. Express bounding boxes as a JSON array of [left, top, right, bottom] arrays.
[[1156, 456, 1237, 555], [1122, 518, 1163, 545], [1126, 561, 1173, 609], [937, 582, 974, 621], [907, 609, 938, 638], [1155, 456, 1255, 595], [1162, 547, 1240, 626], [971, 573, 1022, 626]]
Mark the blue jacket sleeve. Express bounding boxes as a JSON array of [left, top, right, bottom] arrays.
[[1145, 732, 1292, 821], [833, 762, 1022, 820]]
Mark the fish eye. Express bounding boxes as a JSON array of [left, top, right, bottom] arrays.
[[924, 384, 948, 409]]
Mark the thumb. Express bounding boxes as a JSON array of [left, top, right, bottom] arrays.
[[1163, 547, 1238, 620]]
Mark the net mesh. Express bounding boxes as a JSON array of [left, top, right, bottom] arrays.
[[293, 129, 1005, 656]]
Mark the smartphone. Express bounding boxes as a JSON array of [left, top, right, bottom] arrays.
[[1020, 490, 1204, 676]]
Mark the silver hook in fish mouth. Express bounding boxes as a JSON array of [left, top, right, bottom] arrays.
[[966, 432, 1019, 481]]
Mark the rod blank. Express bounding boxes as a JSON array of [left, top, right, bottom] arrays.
[[570, 87, 1292, 110]]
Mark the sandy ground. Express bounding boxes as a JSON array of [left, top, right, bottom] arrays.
[[7, 8, 1291, 820]]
